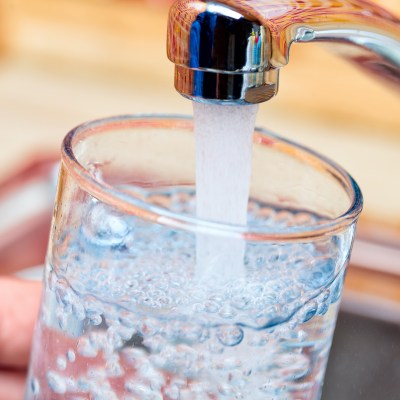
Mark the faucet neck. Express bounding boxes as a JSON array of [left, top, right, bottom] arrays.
[[209, 0, 400, 67]]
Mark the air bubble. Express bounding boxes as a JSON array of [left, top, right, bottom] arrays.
[[208, 341, 225, 354], [77, 377, 92, 392], [136, 317, 160, 337], [218, 383, 237, 397], [218, 304, 237, 319], [204, 300, 220, 313], [56, 310, 68, 330], [65, 377, 77, 392], [124, 379, 137, 393], [82, 202, 133, 247], [247, 331, 270, 347], [259, 381, 286, 395], [77, 337, 98, 358], [216, 325, 244, 347], [30, 377, 40, 395], [119, 311, 136, 328], [106, 355, 124, 377], [125, 382, 162, 399], [47, 371, 67, 394], [56, 356, 67, 371], [330, 274, 345, 304], [164, 321, 207, 345], [164, 384, 180, 400], [231, 294, 252, 310], [301, 302, 318, 323], [106, 326, 124, 350], [66, 349, 76, 362], [317, 301, 330, 316], [215, 357, 242, 371], [281, 287, 300, 303], [90, 385, 119, 400], [302, 259, 335, 290], [276, 353, 310, 381], [92, 314, 104, 325], [253, 305, 287, 329], [255, 256, 266, 268], [70, 301, 85, 321]]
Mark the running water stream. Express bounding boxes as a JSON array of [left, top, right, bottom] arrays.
[[193, 102, 259, 281]]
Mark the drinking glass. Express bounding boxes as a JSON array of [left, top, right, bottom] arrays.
[[26, 115, 362, 400]]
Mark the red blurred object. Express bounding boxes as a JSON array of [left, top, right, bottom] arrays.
[[0, 156, 58, 275]]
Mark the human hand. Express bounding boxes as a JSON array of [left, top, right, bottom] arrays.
[[0, 277, 41, 400], [1, 276, 151, 400]]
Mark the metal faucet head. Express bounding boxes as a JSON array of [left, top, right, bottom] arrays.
[[168, 0, 400, 104], [167, 0, 279, 104]]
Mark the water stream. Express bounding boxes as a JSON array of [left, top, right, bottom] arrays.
[[193, 102, 259, 282]]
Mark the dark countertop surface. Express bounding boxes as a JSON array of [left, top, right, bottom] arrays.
[[323, 312, 400, 400]]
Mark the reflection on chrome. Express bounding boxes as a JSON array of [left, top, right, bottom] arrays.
[[167, 0, 400, 104]]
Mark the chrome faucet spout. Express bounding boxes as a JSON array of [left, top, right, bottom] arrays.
[[167, 0, 400, 104]]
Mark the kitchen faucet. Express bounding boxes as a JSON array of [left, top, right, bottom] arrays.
[[167, 0, 400, 104]]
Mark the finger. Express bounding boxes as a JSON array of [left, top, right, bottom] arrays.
[[0, 277, 41, 368], [0, 370, 26, 400], [0, 215, 49, 275]]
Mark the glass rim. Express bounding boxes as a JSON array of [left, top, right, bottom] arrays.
[[62, 114, 363, 242]]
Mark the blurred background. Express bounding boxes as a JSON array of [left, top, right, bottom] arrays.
[[0, 0, 399, 398]]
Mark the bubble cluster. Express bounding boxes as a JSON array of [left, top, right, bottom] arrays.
[[33, 188, 352, 399]]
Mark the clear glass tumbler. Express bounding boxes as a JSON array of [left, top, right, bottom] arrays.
[[26, 115, 362, 400]]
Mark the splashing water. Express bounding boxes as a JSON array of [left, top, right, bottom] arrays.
[[193, 102, 259, 282]]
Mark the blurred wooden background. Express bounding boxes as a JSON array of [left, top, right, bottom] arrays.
[[0, 0, 399, 316]]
